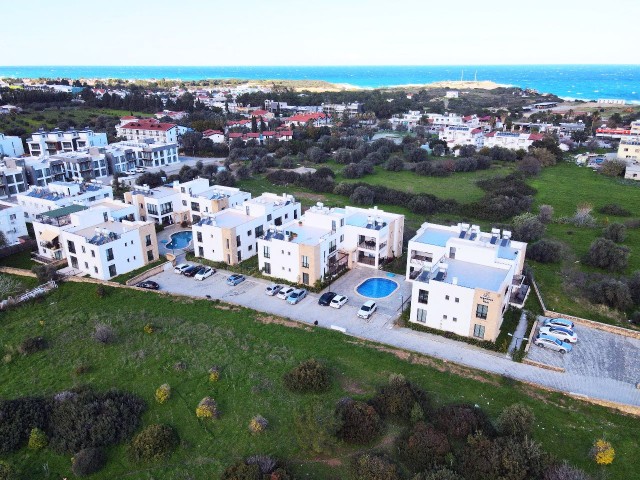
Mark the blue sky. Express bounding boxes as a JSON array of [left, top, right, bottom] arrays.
[[2, 0, 637, 66]]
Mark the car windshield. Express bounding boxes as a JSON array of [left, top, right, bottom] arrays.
[[361, 305, 371, 311]]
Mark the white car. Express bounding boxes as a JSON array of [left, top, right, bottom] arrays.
[[277, 286, 295, 300], [330, 294, 348, 309], [357, 300, 377, 319], [135, 167, 145, 173], [194, 266, 215, 281], [539, 326, 577, 343], [127, 169, 137, 176], [265, 284, 283, 296], [174, 263, 191, 274]]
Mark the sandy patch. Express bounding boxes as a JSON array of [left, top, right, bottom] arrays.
[[255, 314, 312, 330]]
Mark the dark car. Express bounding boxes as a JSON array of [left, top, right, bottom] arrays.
[[137, 280, 159, 290], [318, 291, 337, 306], [182, 265, 201, 277]]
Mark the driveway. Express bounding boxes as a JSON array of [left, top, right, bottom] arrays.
[[146, 267, 640, 408]]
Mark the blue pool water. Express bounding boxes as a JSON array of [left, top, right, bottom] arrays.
[[357, 278, 398, 298], [166, 231, 193, 249]]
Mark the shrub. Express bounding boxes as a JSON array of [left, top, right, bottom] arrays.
[[591, 439, 615, 465], [412, 468, 464, 480], [538, 204, 554, 224], [349, 185, 375, 206], [602, 222, 626, 243], [527, 239, 563, 264], [71, 447, 106, 477], [283, 359, 330, 393], [434, 403, 495, 439], [143, 323, 154, 334], [335, 398, 381, 444], [196, 397, 219, 419], [0, 461, 13, 480], [28, 427, 47, 450], [370, 374, 431, 422], [584, 238, 630, 272], [95, 284, 106, 298], [209, 366, 221, 382], [600, 159, 627, 177], [518, 156, 542, 176], [512, 213, 546, 243], [18, 336, 47, 355], [0, 397, 52, 453], [155, 384, 171, 404], [543, 462, 592, 480], [293, 403, 339, 454], [248, 415, 268, 434], [351, 453, 401, 480], [245, 454, 281, 476], [398, 422, 450, 472], [92, 323, 115, 344], [31, 264, 58, 283], [221, 462, 261, 480], [173, 361, 187, 372], [628, 271, 640, 305], [129, 424, 178, 462], [386, 155, 405, 171], [598, 203, 631, 217], [497, 403, 535, 439], [586, 278, 633, 311]]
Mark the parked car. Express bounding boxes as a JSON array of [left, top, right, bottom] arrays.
[[286, 288, 308, 305], [265, 284, 283, 296], [135, 167, 145, 173], [127, 169, 137, 176], [194, 266, 215, 281], [182, 265, 201, 277], [543, 318, 575, 330], [226, 274, 246, 286], [330, 294, 348, 309], [318, 291, 337, 306], [277, 286, 295, 300], [174, 263, 191, 274], [539, 326, 577, 343], [534, 333, 573, 354], [136, 280, 159, 290], [357, 300, 377, 319]]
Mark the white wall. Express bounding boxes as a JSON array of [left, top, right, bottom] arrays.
[[0, 202, 28, 244], [410, 280, 475, 337]]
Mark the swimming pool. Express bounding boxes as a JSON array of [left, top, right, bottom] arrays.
[[356, 278, 398, 298], [165, 230, 193, 250]]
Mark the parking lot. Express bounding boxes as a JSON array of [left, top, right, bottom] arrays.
[[527, 318, 640, 386]]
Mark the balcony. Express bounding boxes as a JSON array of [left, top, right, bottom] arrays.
[[357, 252, 377, 266], [358, 235, 377, 250], [410, 252, 433, 266]]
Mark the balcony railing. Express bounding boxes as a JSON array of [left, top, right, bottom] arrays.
[[358, 240, 377, 250], [357, 254, 376, 266]]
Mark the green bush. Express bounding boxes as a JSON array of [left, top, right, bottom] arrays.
[[542, 461, 592, 480], [18, 336, 47, 355], [527, 239, 563, 264], [602, 222, 627, 243], [351, 453, 401, 480], [598, 203, 631, 217], [0, 396, 52, 453], [434, 403, 495, 439], [412, 468, 464, 480], [0, 461, 14, 480], [220, 463, 261, 480], [71, 447, 106, 477], [370, 374, 432, 422], [335, 398, 381, 444], [283, 359, 331, 393], [497, 403, 535, 439], [129, 424, 178, 462], [28, 427, 48, 450], [398, 422, 451, 473]]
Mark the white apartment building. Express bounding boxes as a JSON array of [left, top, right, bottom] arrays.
[[483, 131, 544, 151], [439, 126, 485, 150], [0, 200, 28, 245], [16, 181, 113, 220], [193, 193, 301, 266], [617, 120, 640, 162], [0, 163, 27, 198], [322, 102, 363, 118], [202, 130, 226, 144], [26, 129, 107, 157], [48, 150, 109, 180], [406, 223, 526, 342], [625, 162, 640, 181], [116, 118, 179, 144], [186, 183, 251, 223], [0, 133, 24, 157], [106, 140, 179, 169], [389, 111, 423, 131]]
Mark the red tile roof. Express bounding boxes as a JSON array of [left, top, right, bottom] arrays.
[[203, 129, 223, 136], [228, 133, 244, 138], [251, 109, 269, 116], [471, 128, 482, 134], [528, 133, 545, 141], [121, 119, 176, 132], [287, 113, 327, 123]]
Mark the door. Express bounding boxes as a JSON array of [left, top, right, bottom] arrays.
[[302, 272, 309, 285]]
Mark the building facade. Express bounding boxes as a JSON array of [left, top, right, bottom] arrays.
[[116, 118, 179, 144], [0, 133, 25, 157], [484, 131, 544, 151], [26, 129, 107, 157], [0, 200, 28, 245]]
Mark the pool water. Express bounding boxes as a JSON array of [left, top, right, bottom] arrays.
[[166, 231, 193, 249], [356, 278, 398, 298]]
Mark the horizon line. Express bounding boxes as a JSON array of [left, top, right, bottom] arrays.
[[2, 63, 640, 68]]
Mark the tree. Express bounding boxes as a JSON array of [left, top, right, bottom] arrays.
[[571, 130, 589, 146], [530, 147, 556, 167], [0, 231, 7, 248], [0, 275, 21, 299], [181, 131, 202, 156], [627, 271, 640, 306], [215, 170, 236, 187], [602, 223, 626, 243], [600, 159, 626, 177], [587, 278, 632, 311], [585, 238, 630, 272], [251, 116, 257, 133], [350, 186, 374, 206], [386, 155, 405, 171], [518, 156, 541, 176], [538, 204, 554, 223], [351, 453, 401, 480], [512, 213, 546, 243], [497, 403, 535, 439], [527, 239, 563, 263]]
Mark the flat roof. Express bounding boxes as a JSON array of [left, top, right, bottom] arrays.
[[289, 223, 331, 245], [346, 212, 388, 230], [438, 258, 509, 292], [498, 245, 519, 260], [414, 227, 458, 247], [207, 210, 256, 228], [40, 204, 88, 218], [129, 186, 176, 199]]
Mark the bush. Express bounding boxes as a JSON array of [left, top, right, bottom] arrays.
[[95, 284, 106, 298], [434, 403, 495, 439], [221, 463, 261, 480], [343, 162, 364, 179], [0, 461, 13, 480], [398, 422, 450, 472], [351, 453, 401, 480], [543, 462, 592, 480], [283, 359, 331, 393], [370, 374, 431, 422], [584, 238, 630, 272], [31, 264, 58, 283], [527, 239, 563, 264], [412, 468, 464, 480], [386, 155, 405, 171], [92, 323, 115, 344], [512, 213, 546, 243], [196, 397, 219, 419], [497, 403, 535, 439], [0, 397, 52, 453], [71, 447, 106, 477], [628, 271, 640, 306], [598, 203, 631, 217], [349, 185, 375, 206], [335, 398, 381, 444], [248, 415, 268, 434], [538, 204, 554, 224], [129, 424, 178, 462], [600, 159, 627, 177], [293, 403, 339, 454], [18, 336, 47, 355], [591, 439, 615, 465], [602, 222, 626, 243], [155, 384, 171, 404], [209, 366, 221, 382], [143, 323, 154, 334], [587, 277, 633, 311], [518, 156, 542, 176], [28, 427, 47, 450]]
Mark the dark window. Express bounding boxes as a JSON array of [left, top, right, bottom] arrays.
[[418, 289, 429, 304], [147, 250, 154, 261], [236, 235, 241, 247], [302, 272, 309, 285], [106, 248, 114, 261], [263, 246, 270, 258], [197, 232, 202, 242], [108, 264, 117, 277], [145, 234, 152, 247], [67, 240, 76, 254], [267, 214, 272, 221], [476, 304, 488, 319], [473, 324, 485, 339], [263, 262, 271, 274], [416, 308, 427, 323]]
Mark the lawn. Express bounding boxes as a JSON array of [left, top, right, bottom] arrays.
[[1, 281, 639, 479], [110, 256, 168, 285], [0, 249, 36, 270]]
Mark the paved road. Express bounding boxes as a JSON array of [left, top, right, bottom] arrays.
[[147, 265, 640, 408]]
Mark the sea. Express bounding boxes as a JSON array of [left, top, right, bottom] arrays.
[[1, 65, 639, 104]]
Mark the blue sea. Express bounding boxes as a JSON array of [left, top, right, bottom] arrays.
[[1, 65, 639, 104]]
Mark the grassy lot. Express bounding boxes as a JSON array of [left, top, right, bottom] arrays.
[[110, 256, 168, 285], [1, 282, 639, 479], [0, 250, 36, 270]]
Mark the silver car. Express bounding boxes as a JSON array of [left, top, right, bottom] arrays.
[[534, 333, 572, 354], [539, 326, 577, 343], [543, 318, 575, 330]]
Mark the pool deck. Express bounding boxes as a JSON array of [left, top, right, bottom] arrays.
[[157, 226, 194, 255]]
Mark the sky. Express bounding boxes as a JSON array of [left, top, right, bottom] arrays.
[[2, 0, 638, 66]]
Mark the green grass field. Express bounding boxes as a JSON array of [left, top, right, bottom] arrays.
[[1, 281, 638, 479]]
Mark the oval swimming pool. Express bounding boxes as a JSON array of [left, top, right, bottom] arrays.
[[166, 230, 193, 249], [356, 278, 398, 298]]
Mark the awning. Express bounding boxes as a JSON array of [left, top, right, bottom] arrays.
[[39, 230, 59, 243]]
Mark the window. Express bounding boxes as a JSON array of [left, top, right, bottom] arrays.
[[418, 289, 429, 304], [302, 272, 309, 285], [237, 251, 242, 262], [182, 200, 187, 206], [263, 262, 271, 274], [473, 324, 485, 339], [453, 317, 458, 322], [267, 214, 272, 221], [331, 220, 336, 231], [455, 297, 459, 303], [84, 262, 88, 269], [416, 308, 427, 323], [285, 213, 288, 219], [191, 202, 200, 212], [81, 246, 86, 253], [443, 315, 447, 320], [340, 234, 344, 242], [91, 250, 95, 258], [449, 247, 456, 259], [108, 264, 117, 277], [197, 232, 202, 242], [263, 246, 270, 258], [147, 250, 154, 261], [302, 255, 309, 268], [248, 245, 252, 251], [445, 295, 450, 300], [247, 230, 251, 236], [67, 240, 76, 254], [106, 248, 114, 261], [476, 304, 488, 319], [94, 266, 98, 274], [145, 235, 152, 247], [340, 218, 344, 227], [236, 235, 241, 247], [226, 239, 230, 249]]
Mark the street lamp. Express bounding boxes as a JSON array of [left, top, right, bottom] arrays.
[[507, 333, 529, 351]]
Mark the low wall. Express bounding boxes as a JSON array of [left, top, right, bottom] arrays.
[[544, 310, 640, 340], [522, 358, 565, 373], [125, 261, 174, 286], [0, 267, 37, 278]]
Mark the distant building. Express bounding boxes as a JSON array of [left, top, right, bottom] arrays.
[[439, 126, 484, 150], [445, 91, 459, 98], [321, 102, 363, 118], [389, 111, 423, 131], [597, 99, 626, 105], [624, 162, 640, 181], [116, 118, 180, 144], [0, 163, 27, 198], [0, 200, 28, 244], [26, 128, 107, 157], [202, 130, 225, 144], [0, 133, 25, 157], [484, 131, 544, 151], [617, 120, 640, 162]]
